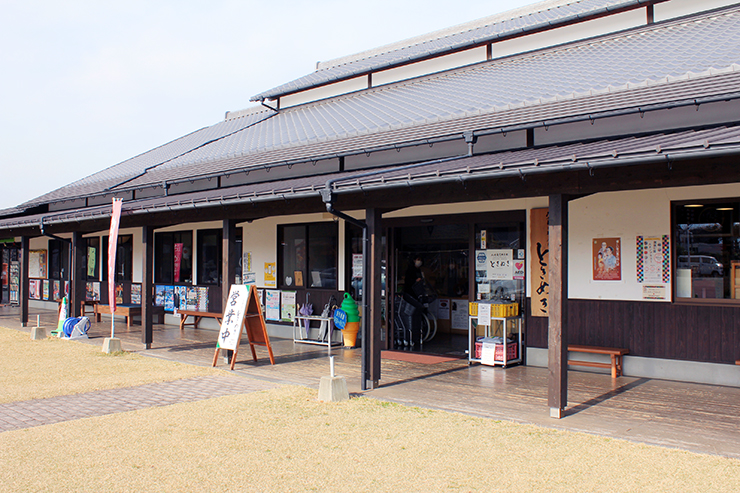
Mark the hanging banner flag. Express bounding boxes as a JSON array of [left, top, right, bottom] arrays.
[[107, 198, 123, 323]]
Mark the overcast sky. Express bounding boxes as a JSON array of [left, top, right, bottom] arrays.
[[0, 0, 531, 211]]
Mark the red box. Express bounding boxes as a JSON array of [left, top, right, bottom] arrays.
[[475, 341, 518, 361]]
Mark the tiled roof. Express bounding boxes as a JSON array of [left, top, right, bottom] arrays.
[[120, 6, 740, 187], [23, 106, 274, 206], [251, 0, 662, 101], [13, 4, 740, 209], [1, 123, 738, 230]]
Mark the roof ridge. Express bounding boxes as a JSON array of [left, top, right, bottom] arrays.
[[316, 0, 588, 71]]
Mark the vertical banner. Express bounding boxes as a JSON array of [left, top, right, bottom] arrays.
[[107, 198, 123, 336], [529, 208, 549, 317], [174, 243, 183, 282]]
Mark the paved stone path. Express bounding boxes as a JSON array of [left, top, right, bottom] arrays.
[[0, 375, 277, 432]]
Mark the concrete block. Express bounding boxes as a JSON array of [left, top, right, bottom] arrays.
[[30, 327, 46, 340], [318, 376, 349, 402], [102, 337, 122, 354]]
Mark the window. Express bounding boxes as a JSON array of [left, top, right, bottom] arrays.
[[154, 231, 193, 284], [278, 222, 338, 289], [103, 235, 133, 282], [673, 199, 740, 301], [86, 237, 100, 280], [49, 240, 69, 280], [197, 229, 221, 285]]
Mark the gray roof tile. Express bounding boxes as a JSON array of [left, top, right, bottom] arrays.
[[251, 0, 658, 101], [2, 123, 738, 231], [14, 5, 740, 210], [120, 7, 740, 187]]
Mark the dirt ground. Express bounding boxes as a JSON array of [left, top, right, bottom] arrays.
[[2, 326, 739, 492]]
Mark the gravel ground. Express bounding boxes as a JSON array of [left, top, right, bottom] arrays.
[[2, 326, 739, 492]]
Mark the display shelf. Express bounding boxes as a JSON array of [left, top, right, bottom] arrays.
[[293, 315, 343, 355], [468, 315, 523, 367]]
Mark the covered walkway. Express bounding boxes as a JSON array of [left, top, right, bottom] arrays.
[[2, 305, 739, 459]]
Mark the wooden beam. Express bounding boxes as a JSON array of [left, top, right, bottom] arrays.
[[142, 225, 154, 348], [71, 232, 86, 318], [366, 208, 383, 387], [222, 219, 239, 313], [547, 194, 569, 418], [20, 236, 29, 327]]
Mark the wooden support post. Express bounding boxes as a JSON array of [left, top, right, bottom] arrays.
[[142, 225, 154, 348], [71, 232, 86, 318], [365, 208, 383, 388], [548, 194, 569, 419], [20, 236, 29, 327], [222, 219, 238, 312]]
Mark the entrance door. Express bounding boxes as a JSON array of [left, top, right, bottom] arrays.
[[387, 211, 526, 356]]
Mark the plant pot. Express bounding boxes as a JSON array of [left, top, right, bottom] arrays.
[[342, 321, 360, 347]]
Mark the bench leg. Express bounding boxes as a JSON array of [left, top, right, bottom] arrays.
[[180, 315, 187, 331]]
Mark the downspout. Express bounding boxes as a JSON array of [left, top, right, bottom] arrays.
[[321, 150, 471, 390], [320, 186, 371, 389]]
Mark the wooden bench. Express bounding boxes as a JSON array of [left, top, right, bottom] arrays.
[[94, 304, 165, 329], [568, 345, 629, 378], [176, 309, 223, 331]]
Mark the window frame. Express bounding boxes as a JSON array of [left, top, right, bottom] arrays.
[[671, 197, 740, 306], [196, 229, 222, 286], [278, 222, 339, 290], [154, 231, 194, 285], [102, 234, 134, 282]]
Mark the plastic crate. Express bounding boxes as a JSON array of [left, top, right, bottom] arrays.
[[469, 302, 519, 318], [475, 341, 518, 361]]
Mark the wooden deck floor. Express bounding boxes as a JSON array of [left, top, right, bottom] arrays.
[[3, 305, 740, 459]]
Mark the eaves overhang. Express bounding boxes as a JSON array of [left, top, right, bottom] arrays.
[[1, 124, 738, 236]]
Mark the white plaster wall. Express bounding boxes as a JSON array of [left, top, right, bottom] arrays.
[[569, 183, 740, 301], [372, 47, 487, 87], [492, 9, 646, 60], [654, 0, 739, 22]]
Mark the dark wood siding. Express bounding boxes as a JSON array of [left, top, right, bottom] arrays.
[[525, 299, 740, 364]]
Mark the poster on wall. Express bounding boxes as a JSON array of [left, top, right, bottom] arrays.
[[86, 282, 101, 301], [29, 250, 47, 279], [450, 299, 468, 330], [42, 280, 50, 300], [29, 280, 40, 299], [437, 298, 451, 320], [87, 246, 97, 277], [530, 208, 549, 317], [636, 235, 670, 284], [593, 238, 621, 281], [53, 280, 60, 301], [187, 287, 198, 310], [155, 285, 165, 306], [10, 262, 20, 303], [265, 290, 280, 321], [197, 287, 209, 311], [264, 262, 277, 288], [131, 284, 142, 305], [281, 291, 296, 322], [115, 283, 124, 304], [164, 286, 175, 311], [352, 253, 363, 279], [175, 286, 187, 310]]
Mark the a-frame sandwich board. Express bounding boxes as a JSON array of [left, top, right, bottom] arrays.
[[213, 284, 274, 370]]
